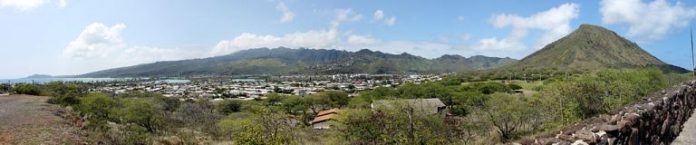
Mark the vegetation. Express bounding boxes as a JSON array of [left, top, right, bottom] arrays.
[[333, 68, 689, 143], [5, 67, 690, 144]]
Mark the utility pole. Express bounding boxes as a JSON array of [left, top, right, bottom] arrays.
[[691, 27, 695, 78]]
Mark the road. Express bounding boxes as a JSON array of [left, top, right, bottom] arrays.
[[0, 95, 85, 145], [672, 111, 696, 145]]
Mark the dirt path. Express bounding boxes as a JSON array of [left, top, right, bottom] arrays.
[[0, 95, 85, 145], [672, 111, 696, 145]]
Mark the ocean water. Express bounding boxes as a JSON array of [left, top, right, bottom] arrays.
[[154, 79, 191, 84]]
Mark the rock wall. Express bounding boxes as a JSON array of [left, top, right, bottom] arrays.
[[516, 80, 696, 145]]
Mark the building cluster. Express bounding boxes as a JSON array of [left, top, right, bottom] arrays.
[[95, 74, 441, 101]]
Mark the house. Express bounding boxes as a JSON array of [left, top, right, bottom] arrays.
[[310, 108, 340, 129], [371, 98, 446, 115]]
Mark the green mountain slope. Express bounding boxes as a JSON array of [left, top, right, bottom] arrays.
[[80, 48, 517, 77], [508, 24, 687, 73]]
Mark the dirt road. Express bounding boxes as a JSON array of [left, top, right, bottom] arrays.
[[0, 95, 85, 145]]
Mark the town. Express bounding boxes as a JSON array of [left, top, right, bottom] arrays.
[[93, 74, 441, 101]]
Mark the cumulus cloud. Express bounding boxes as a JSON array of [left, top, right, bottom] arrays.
[[0, 0, 66, 11], [373, 10, 384, 20], [212, 29, 340, 55], [373, 9, 397, 26], [474, 37, 527, 51], [347, 35, 378, 45], [64, 23, 126, 59], [213, 9, 365, 55], [0, 0, 46, 11], [600, 0, 696, 40], [384, 16, 396, 26], [63, 23, 205, 72], [276, 2, 295, 23], [332, 9, 363, 28], [483, 3, 579, 50]]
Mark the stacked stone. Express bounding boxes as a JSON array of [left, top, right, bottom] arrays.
[[515, 81, 696, 145]]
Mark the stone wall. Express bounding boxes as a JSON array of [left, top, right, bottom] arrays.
[[516, 80, 696, 145]]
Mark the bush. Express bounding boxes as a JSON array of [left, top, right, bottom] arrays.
[[79, 93, 118, 130], [508, 84, 523, 91], [12, 84, 43, 96], [113, 98, 166, 133], [218, 106, 295, 145]]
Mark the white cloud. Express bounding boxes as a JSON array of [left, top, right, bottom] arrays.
[[484, 3, 579, 50], [0, 0, 66, 11], [373, 10, 384, 20], [372, 9, 397, 26], [0, 0, 46, 11], [276, 2, 295, 23], [461, 33, 471, 41], [600, 0, 696, 40], [474, 37, 526, 51], [214, 8, 381, 55], [385, 16, 396, 26], [212, 29, 340, 55], [347, 35, 378, 45], [63, 22, 205, 73], [57, 0, 65, 8], [64, 23, 126, 59], [211, 7, 453, 58], [332, 9, 363, 28]]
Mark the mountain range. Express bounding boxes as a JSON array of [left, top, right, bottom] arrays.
[[79, 24, 688, 78], [80, 48, 517, 77]]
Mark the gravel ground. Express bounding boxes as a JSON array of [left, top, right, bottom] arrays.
[[0, 95, 85, 145], [672, 111, 696, 145]]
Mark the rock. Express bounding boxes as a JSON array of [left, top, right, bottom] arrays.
[[514, 82, 696, 145], [574, 130, 596, 143], [571, 140, 589, 145], [155, 136, 183, 145], [601, 125, 620, 133]]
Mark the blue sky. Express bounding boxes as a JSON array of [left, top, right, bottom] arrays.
[[1, 0, 696, 79]]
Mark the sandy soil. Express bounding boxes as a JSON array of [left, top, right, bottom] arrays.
[[0, 95, 86, 145]]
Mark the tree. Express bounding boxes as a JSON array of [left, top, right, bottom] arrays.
[[217, 106, 295, 144], [158, 97, 181, 113], [265, 93, 284, 106], [334, 106, 474, 145], [484, 93, 536, 142], [320, 90, 350, 108], [78, 93, 118, 130], [114, 98, 166, 133], [217, 100, 243, 115], [0, 84, 9, 93]]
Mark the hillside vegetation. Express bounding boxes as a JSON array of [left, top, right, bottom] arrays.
[[11, 68, 691, 144]]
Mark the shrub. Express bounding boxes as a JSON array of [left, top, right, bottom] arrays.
[[12, 83, 43, 96], [113, 98, 166, 133]]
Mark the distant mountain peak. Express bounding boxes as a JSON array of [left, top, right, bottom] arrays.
[[509, 24, 686, 73], [25, 74, 53, 79]]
